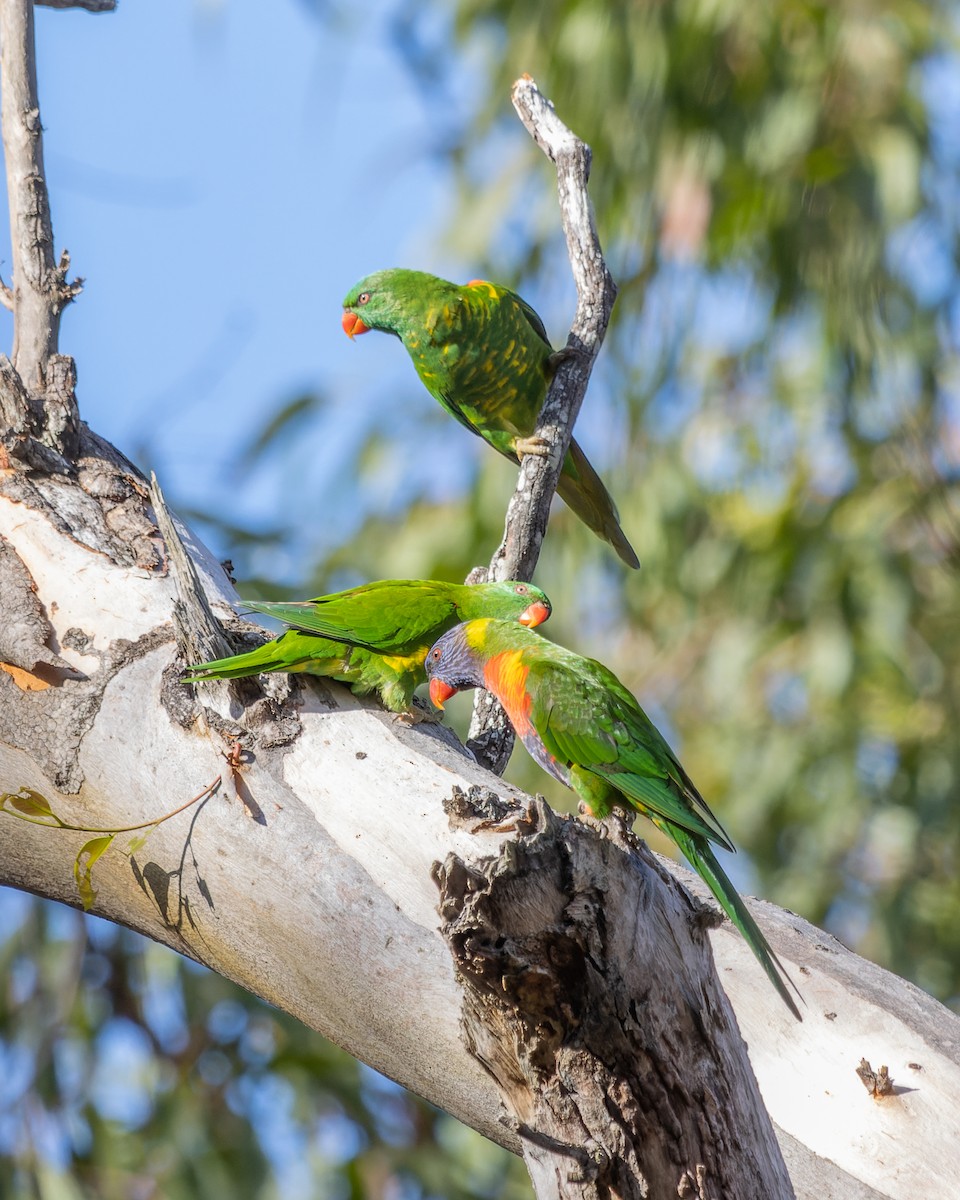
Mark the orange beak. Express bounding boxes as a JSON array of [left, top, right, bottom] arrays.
[[519, 600, 551, 628], [342, 311, 370, 339], [429, 678, 458, 709]]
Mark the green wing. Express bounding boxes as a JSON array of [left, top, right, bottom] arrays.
[[183, 630, 354, 682], [529, 655, 733, 851], [183, 629, 424, 714], [244, 580, 462, 652], [509, 289, 552, 348]]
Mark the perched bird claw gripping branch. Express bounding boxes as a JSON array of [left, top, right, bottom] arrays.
[[425, 618, 804, 1020], [341, 268, 639, 569]]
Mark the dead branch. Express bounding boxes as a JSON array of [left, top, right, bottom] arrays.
[[467, 76, 617, 774], [0, 0, 81, 392], [36, 1, 116, 11]]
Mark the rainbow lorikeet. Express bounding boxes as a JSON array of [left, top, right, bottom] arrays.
[[183, 579, 551, 715], [341, 269, 639, 569], [424, 618, 802, 1019]]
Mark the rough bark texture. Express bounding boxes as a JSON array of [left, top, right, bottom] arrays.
[[467, 77, 618, 775], [0, 0, 81, 389], [436, 796, 794, 1199], [2, 23, 960, 1200]]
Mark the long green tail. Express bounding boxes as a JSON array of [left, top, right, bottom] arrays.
[[558, 438, 640, 569], [664, 821, 803, 1020], [182, 631, 345, 682]]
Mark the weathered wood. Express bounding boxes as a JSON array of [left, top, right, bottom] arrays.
[[0, 18, 957, 1199], [467, 78, 618, 775], [36, 1, 116, 12], [0, 0, 81, 389], [2, 463, 960, 1198], [436, 796, 793, 1199]]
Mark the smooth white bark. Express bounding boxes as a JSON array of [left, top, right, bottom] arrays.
[[1, 484, 958, 1198]]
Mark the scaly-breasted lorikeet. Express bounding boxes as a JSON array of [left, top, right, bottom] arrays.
[[424, 618, 802, 1019], [341, 269, 639, 569], [183, 579, 551, 715]]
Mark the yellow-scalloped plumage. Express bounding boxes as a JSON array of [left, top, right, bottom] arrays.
[[342, 269, 639, 568]]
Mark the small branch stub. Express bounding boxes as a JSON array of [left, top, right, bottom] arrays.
[[149, 474, 234, 669], [36, 1, 117, 11]]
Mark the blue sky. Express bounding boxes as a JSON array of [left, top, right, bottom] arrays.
[[0, 0, 482, 575]]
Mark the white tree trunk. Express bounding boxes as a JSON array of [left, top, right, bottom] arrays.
[[1, 471, 958, 1199]]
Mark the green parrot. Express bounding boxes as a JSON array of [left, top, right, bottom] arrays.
[[182, 579, 551, 715], [424, 618, 802, 1019], [341, 269, 639, 569]]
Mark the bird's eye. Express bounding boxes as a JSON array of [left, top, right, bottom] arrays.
[[358, 292, 371, 305], [515, 584, 528, 594]]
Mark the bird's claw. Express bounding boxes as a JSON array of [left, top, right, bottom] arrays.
[[394, 698, 442, 726], [547, 345, 590, 372], [515, 435, 551, 460]]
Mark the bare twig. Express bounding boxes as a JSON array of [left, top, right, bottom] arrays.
[[36, 0, 116, 11], [467, 75, 618, 773], [0, 0, 81, 391]]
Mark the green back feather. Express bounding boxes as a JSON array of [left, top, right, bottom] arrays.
[[471, 621, 732, 850], [342, 269, 639, 567], [463, 619, 800, 1016], [245, 579, 547, 652], [185, 581, 549, 714]]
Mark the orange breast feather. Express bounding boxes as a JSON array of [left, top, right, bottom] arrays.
[[483, 650, 533, 738]]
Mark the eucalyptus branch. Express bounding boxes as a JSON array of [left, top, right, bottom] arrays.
[[0, 0, 81, 390], [1, 777, 222, 835], [2, 776, 222, 910], [468, 75, 618, 773]]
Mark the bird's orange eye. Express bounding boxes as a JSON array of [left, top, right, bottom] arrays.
[[358, 292, 371, 305], [515, 584, 528, 594]]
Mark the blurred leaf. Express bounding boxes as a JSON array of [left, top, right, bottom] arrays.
[[236, 390, 327, 470]]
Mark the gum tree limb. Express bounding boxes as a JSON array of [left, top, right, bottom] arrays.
[[467, 76, 617, 774]]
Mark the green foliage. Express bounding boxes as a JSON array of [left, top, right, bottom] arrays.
[[381, 0, 960, 1009], [2, 781, 221, 913], [73, 837, 114, 912], [0, 898, 528, 1199]]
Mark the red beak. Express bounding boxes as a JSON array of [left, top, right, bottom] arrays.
[[342, 311, 370, 339], [429, 678, 458, 709], [519, 600, 551, 628]]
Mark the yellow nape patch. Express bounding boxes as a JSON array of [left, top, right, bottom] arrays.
[[483, 650, 532, 734]]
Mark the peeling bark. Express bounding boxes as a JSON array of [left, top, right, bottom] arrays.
[[436, 796, 794, 1199]]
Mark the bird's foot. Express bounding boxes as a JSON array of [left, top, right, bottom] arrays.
[[547, 344, 590, 372], [393, 698, 442, 726], [515, 435, 551, 460]]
